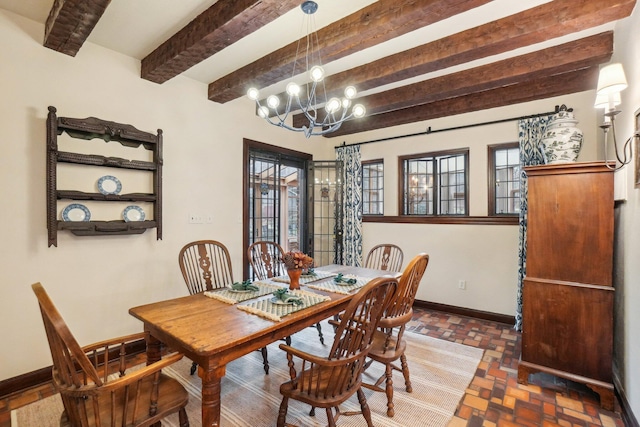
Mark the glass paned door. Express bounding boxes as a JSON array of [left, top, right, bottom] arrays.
[[309, 161, 344, 267], [245, 142, 309, 279], [248, 152, 281, 245]]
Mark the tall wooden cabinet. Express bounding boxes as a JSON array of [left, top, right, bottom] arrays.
[[517, 162, 615, 410]]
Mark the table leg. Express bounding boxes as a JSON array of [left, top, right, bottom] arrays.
[[146, 333, 164, 427], [199, 364, 227, 427], [146, 332, 162, 365]]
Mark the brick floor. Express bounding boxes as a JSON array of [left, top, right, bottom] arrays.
[[0, 307, 625, 427], [408, 309, 625, 427]]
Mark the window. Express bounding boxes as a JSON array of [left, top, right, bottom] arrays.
[[362, 160, 384, 215], [400, 149, 468, 215], [488, 143, 520, 215]]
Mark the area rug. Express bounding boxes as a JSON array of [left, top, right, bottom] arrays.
[[13, 320, 483, 426]]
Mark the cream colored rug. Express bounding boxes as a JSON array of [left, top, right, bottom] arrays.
[[13, 320, 483, 426]]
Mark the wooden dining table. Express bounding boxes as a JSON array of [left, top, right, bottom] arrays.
[[128, 264, 398, 427]]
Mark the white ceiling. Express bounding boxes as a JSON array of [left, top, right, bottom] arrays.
[[0, 0, 583, 94]]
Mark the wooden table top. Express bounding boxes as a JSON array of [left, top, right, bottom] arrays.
[[128, 264, 395, 365]]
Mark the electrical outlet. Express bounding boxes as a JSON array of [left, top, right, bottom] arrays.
[[458, 280, 466, 290]]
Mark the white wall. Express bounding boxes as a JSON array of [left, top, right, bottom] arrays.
[[607, 3, 640, 420], [0, 10, 319, 380], [335, 92, 600, 314]]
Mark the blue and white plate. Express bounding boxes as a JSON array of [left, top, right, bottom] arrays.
[[62, 204, 91, 221], [97, 175, 122, 195], [123, 205, 145, 222]]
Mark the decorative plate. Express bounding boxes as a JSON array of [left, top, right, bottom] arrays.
[[270, 297, 296, 305], [123, 205, 145, 222], [62, 204, 91, 221], [336, 281, 357, 286], [97, 175, 122, 195], [228, 288, 252, 293]]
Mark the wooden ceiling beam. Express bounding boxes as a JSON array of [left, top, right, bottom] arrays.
[[322, 67, 599, 138], [264, 0, 632, 117], [43, 0, 112, 57], [207, 0, 492, 103], [320, 32, 612, 120], [292, 33, 611, 128], [141, 0, 300, 84]]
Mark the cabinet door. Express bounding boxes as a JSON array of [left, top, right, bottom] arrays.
[[526, 165, 613, 286], [522, 278, 613, 382]]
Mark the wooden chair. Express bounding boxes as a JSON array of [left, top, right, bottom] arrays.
[[178, 239, 234, 294], [362, 253, 430, 417], [31, 283, 189, 427], [179, 239, 269, 374], [248, 240, 325, 345], [365, 243, 404, 272], [248, 240, 287, 280], [276, 276, 398, 427]]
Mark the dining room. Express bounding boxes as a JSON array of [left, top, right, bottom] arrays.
[[0, 1, 639, 426]]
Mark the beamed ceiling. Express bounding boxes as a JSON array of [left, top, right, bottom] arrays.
[[0, 0, 636, 138]]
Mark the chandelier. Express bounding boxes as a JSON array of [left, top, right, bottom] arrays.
[[247, 1, 366, 138]]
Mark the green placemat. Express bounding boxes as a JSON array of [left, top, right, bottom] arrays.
[[236, 289, 330, 321], [204, 282, 284, 304]]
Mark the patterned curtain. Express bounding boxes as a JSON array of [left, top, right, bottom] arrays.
[[336, 145, 363, 266], [515, 116, 552, 331]]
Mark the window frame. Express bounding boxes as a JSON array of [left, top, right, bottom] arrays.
[[398, 148, 469, 217], [487, 142, 520, 216], [361, 159, 384, 216]]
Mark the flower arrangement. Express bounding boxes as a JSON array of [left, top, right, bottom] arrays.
[[282, 251, 313, 270]]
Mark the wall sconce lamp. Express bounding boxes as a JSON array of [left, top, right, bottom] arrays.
[[594, 63, 637, 170]]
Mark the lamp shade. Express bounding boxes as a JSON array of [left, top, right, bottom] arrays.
[[594, 91, 621, 109], [597, 63, 628, 95]]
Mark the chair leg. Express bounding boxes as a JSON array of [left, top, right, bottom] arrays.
[[315, 322, 325, 345], [326, 407, 337, 427], [190, 361, 197, 375], [277, 397, 289, 427], [384, 363, 395, 417], [178, 407, 189, 427], [357, 387, 374, 427], [400, 354, 412, 392], [260, 347, 269, 374]]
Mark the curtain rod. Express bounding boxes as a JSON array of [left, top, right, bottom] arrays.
[[336, 104, 570, 148]]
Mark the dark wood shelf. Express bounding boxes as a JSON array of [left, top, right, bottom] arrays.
[[47, 106, 163, 247], [57, 151, 157, 170], [57, 191, 156, 202], [57, 115, 157, 147], [58, 220, 157, 236]]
